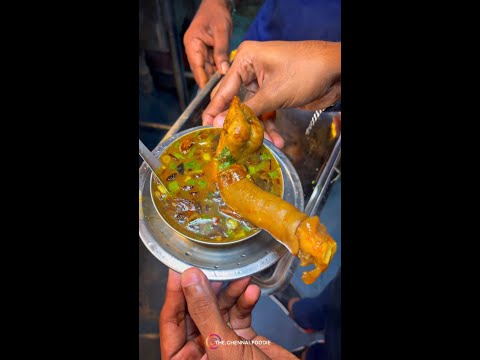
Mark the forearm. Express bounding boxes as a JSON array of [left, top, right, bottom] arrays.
[[311, 41, 341, 93], [291, 40, 341, 109]]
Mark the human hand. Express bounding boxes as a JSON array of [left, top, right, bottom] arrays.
[[184, 0, 233, 88], [160, 267, 297, 360], [202, 40, 341, 148]]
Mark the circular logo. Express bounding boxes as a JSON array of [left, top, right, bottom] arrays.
[[205, 333, 222, 350]]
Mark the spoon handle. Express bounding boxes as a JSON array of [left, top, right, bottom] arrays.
[[139, 139, 161, 172], [138, 140, 171, 195]]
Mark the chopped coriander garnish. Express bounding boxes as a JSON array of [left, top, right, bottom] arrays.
[[269, 170, 279, 179], [187, 146, 196, 159], [185, 160, 196, 170], [260, 152, 271, 161]]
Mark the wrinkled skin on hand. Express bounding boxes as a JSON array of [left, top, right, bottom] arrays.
[[214, 97, 337, 284]]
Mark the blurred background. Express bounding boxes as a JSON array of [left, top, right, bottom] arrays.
[[139, 0, 261, 152], [139, 1, 341, 358]]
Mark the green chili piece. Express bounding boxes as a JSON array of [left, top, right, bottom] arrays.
[[168, 181, 180, 193]]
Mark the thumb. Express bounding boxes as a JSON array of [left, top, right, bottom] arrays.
[[182, 268, 272, 360], [181, 268, 237, 349]]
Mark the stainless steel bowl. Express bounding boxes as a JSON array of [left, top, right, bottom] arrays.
[[139, 126, 304, 281], [149, 126, 285, 246]]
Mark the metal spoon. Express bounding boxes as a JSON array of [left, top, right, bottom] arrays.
[[139, 139, 172, 195]]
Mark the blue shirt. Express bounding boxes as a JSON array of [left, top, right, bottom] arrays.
[[243, 0, 341, 42]]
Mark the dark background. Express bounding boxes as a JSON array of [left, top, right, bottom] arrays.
[[2, 0, 472, 359]]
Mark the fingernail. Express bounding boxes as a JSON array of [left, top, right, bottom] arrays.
[[181, 269, 202, 288], [221, 61, 229, 74], [275, 139, 285, 149], [213, 114, 226, 127]]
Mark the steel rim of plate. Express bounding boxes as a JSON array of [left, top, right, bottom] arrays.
[[139, 125, 304, 281], [150, 127, 285, 246]]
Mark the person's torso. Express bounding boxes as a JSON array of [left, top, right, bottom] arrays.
[[243, 0, 341, 42]]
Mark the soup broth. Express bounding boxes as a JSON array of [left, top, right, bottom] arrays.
[[152, 128, 283, 244]]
